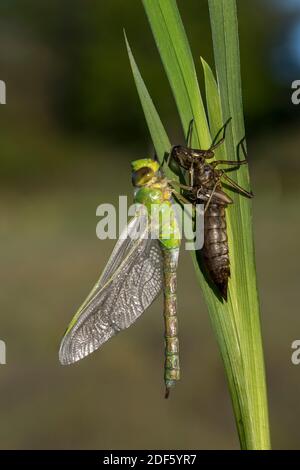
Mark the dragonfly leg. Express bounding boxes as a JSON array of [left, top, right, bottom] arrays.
[[221, 173, 254, 198], [212, 159, 248, 168], [171, 189, 197, 215], [186, 118, 194, 148], [165, 147, 174, 169], [169, 179, 193, 192], [201, 177, 223, 214], [237, 136, 248, 160], [171, 191, 191, 206], [209, 117, 232, 151], [189, 164, 194, 187]]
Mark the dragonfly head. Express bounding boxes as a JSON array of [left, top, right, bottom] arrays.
[[131, 159, 160, 187]]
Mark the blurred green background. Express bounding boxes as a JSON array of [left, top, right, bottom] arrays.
[[0, 0, 300, 450]]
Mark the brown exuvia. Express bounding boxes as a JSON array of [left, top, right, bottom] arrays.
[[168, 119, 253, 301]]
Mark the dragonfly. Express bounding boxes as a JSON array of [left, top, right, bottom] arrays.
[[59, 158, 183, 398], [168, 119, 253, 300]]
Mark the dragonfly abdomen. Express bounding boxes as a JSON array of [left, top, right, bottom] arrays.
[[203, 203, 230, 300], [162, 248, 180, 398]]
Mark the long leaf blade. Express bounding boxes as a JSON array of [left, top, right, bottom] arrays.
[[208, 0, 271, 449], [126, 0, 270, 450], [125, 32, 171, 169], [142, 0, 210, 148]]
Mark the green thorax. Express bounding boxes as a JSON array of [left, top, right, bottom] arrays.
[[134, 182, 181, 250]]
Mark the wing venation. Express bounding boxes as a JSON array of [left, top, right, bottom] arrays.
[[59, 214, 163, 365]]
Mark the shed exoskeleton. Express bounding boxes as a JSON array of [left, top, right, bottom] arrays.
[[168, 119, 253, 300]]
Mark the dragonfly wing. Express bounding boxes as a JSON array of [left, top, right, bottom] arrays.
[[59, 214, 164, 365]]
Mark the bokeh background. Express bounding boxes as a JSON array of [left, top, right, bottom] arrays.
[[0, 0, 299, 450]]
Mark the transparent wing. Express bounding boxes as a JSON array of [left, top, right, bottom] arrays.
[[59, 213, 164, 365]]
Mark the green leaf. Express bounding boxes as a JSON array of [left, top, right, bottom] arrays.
[[124, 32, 171, 171], [126, 0, 270, 450], [208, 0, 271, 449], [201, 58, 223, 148], [142, 0, 210, 148]]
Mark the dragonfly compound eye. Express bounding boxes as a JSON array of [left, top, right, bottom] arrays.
[[132, 167, 155, 187]]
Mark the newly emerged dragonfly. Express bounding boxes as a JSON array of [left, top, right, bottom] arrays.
[[59, 158, 182, 397], [169, 119, 253, 300]]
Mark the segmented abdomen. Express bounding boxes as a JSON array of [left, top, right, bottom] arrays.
[[162, 248, 180, 398], [203, 203, 230, 300]]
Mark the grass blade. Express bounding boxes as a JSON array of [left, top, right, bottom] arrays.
[[126, 0, 270, 449], [124, 32, 171, 167], [142, 0, 210, 147], [208, 0, 271, 449], [201, 57, 223, 146]]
